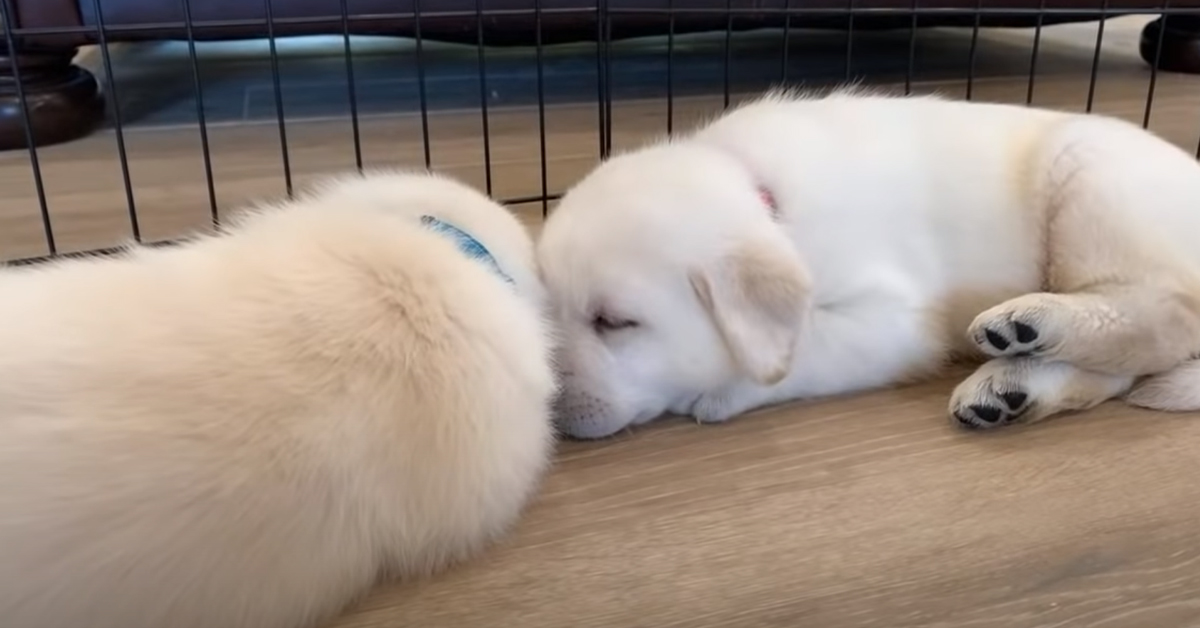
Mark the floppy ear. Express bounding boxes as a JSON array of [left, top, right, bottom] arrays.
[[690, 238, 811, 386]]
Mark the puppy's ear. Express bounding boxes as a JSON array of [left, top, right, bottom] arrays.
[[690, 238, 811, 386]]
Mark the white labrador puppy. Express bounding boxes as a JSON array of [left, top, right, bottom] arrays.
[[539, 88, 1200, 439], [0, 171, 557, 628]]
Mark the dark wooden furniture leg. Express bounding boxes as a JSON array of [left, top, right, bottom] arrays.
[[1141, 16, 1200, 74], [0, 46, 104, 150]]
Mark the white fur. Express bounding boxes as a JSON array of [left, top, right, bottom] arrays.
[[539, 88, 1200, 438], [0, 171, 557, 627]]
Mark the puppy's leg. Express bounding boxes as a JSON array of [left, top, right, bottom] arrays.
[[968, 283, 1200, 375], [950, 357, 1134, 430], [971, 123, 1200, 377], [1126, 358, 1200, 412]]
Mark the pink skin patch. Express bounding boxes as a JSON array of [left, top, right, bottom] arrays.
[[758, 187, 779, 218]]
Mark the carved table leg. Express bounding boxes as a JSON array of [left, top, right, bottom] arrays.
[[1141, 16, 1200, 75], [0, 46, 104, 150]]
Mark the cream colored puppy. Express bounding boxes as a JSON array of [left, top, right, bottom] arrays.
[[539, 88, 1200, 439], [0, 171, 557, 628]]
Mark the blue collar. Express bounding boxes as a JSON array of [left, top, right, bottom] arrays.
[[420, 215, 515, 285]]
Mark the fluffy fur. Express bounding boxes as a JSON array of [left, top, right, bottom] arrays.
[[538, 87, 1200, 438], [0, 171, 558, 627]]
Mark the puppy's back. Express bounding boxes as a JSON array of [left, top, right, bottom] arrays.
[[0, 175, 556, 628]]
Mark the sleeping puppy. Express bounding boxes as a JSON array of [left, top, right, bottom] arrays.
[[539, 87, 1200, 439], [0, 171, 557, 628]]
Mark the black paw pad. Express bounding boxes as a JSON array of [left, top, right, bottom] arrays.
[[1013, 321, 1038, 344], [968, 404, 1003, 424], [1000, 391, 1028, 411], [984, 329, 1010, 351], [955, 411, 983, 429]]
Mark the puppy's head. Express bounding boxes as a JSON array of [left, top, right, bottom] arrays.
[[539, 143, 811, 439]]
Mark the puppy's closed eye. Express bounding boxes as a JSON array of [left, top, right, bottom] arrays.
[[592, 312, 639, 334]]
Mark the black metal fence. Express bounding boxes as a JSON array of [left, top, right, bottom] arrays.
[[0, 1, 1195, 265]]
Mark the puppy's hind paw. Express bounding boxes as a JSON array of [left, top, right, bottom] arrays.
[[949, 358, 1044, 430], [951, 386, 1031, 430], [967, 295, 1058, 359], [949, 357, 1133, 431]]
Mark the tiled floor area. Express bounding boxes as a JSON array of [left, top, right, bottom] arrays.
[[2, 16, 1197, 262], [86, 15, 1169, 128]]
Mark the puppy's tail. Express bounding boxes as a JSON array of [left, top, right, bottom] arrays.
[[1126, 359, 1200, 412]]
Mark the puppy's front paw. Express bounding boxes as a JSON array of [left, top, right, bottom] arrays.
[[691, 392, 742, 424], [691, 382, 773, 424], [968, 295, 1057, 359]]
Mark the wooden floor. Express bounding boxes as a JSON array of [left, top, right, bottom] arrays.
[[334, 373, 1200, 628], [5, 15, 1200, 628]]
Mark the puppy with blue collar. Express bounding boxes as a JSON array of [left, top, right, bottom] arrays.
[[0, 170, 556, 628]]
